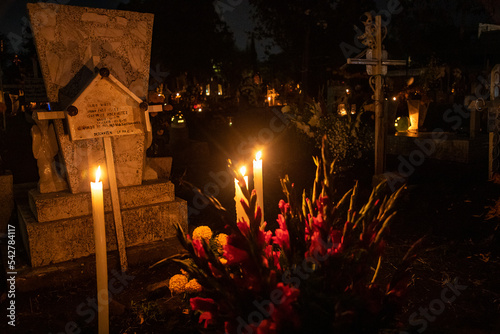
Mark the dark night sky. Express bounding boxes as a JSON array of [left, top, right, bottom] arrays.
[[2, 1, 496, 62], [0, 0, 126, 36], [0, 0, 277, 59]]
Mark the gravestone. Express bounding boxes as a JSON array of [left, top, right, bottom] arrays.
[[15, 3, 187, 268], [28, 3, 153, 193]]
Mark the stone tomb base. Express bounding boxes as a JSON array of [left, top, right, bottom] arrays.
[[387, 132, 489, 164], [17, 180, 187, 267]]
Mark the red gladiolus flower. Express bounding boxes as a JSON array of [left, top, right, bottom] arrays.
[[278, 199, 290, 214], [316, 197, 325, 214], [277, 214, 286, 230], [272, 214, 290, 250], [329, 229, 343, 252], [257, 228, 271, 249], [264, 245, 282, 270], [190, 296, 216, 310], [272, 250, 281, 271], [310, 212, 326, 232], [192, 239, 206, 258], [256, 319, 277, 334], [199, 311, 214, 328], [237, 219, 251, 237], [190, 297, 217, 328], [255, 205, 263, 226], [264, 229, 273, 244], [264, 244, 273, 267], [224, 244, 249, 265], [307, 230, 327, 258], [272, 228, 290, 250], [271, 283, 300, 329]]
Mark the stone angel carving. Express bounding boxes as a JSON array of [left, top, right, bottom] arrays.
[[31, 112, 68, 193]]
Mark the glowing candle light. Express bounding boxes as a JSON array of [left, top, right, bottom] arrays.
[[234, 166, 248, 223], [90, 166, 109, 334], [253, 151, 264, 223]]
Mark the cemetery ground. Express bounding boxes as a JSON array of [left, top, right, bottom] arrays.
[[1, 108, 500, 333]]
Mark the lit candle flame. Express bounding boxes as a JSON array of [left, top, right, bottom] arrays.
[[255, 151, 262, 161], [239, 166, 246, 177], [95, 166, 101, 183]]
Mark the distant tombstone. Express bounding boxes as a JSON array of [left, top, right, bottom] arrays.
[[27, 3, 154, 193], [24, 77, 48, 103], [407, 100, 429, 132]]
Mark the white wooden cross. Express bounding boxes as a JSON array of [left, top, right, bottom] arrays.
[[347, 15, 406, 176]]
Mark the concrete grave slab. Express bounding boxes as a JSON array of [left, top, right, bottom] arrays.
[[28, 179, 175, 223], [18, 196, 187, 267]]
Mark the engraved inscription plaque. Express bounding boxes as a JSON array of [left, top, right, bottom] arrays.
[[67, 75, 144, 140]]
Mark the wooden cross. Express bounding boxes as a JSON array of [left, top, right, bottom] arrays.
[[35, 103, 163, 272], [347, 15, 406, 175]]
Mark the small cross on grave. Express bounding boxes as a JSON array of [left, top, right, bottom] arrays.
[[347, 15, 406, 176]]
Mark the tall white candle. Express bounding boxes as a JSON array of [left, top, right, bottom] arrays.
[[234, 166, 248, 223], [90, 166, 109, 334], [253, 151, 264, 223]]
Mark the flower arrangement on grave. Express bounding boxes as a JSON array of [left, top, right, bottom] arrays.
[[284, 100, 374, 173], [173, 141, 419, 333]]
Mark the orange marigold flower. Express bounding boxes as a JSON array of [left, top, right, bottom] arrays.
[[185, 279, 203, 293], [216, 233, 228, 249], [193, 226, 213, 241], [169, 274, 188, 294]]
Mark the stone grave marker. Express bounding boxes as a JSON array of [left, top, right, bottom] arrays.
[[27, 3, 154, 193], [15, 3, 187, 270]]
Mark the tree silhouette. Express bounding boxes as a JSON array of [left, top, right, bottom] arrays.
[[249, 0, 376, 95], [386, 0, 492, 67], [118, 0, 236, 83], [249, 0, 495, 96]]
